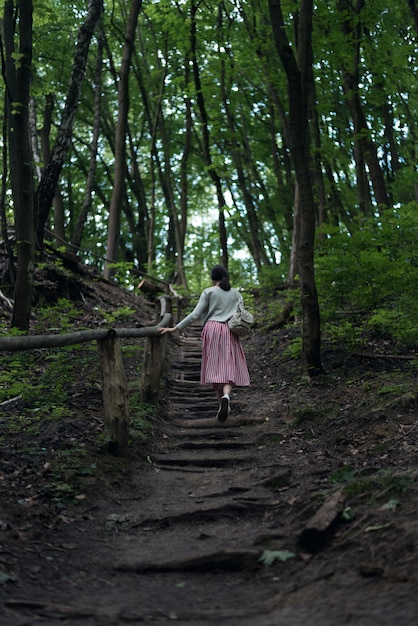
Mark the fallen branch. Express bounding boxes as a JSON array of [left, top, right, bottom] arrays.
[[0, 289, 13, 311], [299, 490, 345, 552], [353, 352, 416, 360], [0, 395, 22, 407]]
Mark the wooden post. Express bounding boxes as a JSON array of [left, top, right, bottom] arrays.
[[140, 298, 169, 404], [140, 335, 167, 404], [97, 331, 130, 455]]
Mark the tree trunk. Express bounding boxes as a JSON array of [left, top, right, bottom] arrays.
[[35, 0, 103, 253], [104, 0, 142, 280], [36, 94, 67, 244], [268, 0, 323, 376], [4, 0, 35, 331], [176, 61, 193, 288], [1, 90, 16, 287], [288, 183, 301, 285], [408, 0, 418, 35], [337, 0, 390, 211], [71, 30, 104, 254], [218, 20, 268, 271], [191, 0, 228, 269]]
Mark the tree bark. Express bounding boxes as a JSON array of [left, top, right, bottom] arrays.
[[218, 13, 268, 271], [104, 0, 142, 280], [4, 0, 35, 331], [71, 29, 104, 253], [190, 0, 228, 269], [268, 0, 323, 376], [97, 334, 130, 456], [408, 0, 418, 35], [36, 94, 67, 244], [35, 0, 103, 252], [337, 0, 390, 211]]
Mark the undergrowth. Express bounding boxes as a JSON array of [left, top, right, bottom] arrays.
[[0, 299, 154, 506]]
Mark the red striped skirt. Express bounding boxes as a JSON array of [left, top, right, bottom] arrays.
[[200, 321, 251, 386]]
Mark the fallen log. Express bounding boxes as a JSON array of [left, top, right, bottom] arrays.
[[114, 548, 262, 573], [299, 490, 345, 552], [137, 278, 164, 294]]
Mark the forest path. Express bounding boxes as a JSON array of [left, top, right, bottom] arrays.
[[105, 323, 291, 624], [3, 325, 418, 625]]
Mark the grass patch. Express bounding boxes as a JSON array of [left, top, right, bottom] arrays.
[[329, 466, 416, 502]]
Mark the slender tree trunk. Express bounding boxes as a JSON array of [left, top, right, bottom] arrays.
[[127, 43, 158, 271], [244, 5, 295, 255], [175, 61, 193, 288], [36, 95, 66, 244], [104, 0, 142, 280], [190, 0, 228, 269], [268, 0, 323, 376], [35, 0, 103, 253], [107, 37, 149, 271], [71, 30, 104, 253], [310, 91, 327, 225], [127, 132, 149, 270], [337, 0, 389, 211], [3, 0, 35, 331], [288, 183, 300, 285], [408, 0, 418, 35], [217, 19, 269, 270], [29, 97, 42, 181], [1, 57, 15, 288]]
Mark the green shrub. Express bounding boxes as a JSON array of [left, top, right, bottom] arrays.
[[315, 204, 418, 349]]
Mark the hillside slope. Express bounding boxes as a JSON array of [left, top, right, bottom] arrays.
[[0, 263, 417, 624]]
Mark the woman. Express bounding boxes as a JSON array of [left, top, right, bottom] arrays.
[[159, 265, 250, 422]]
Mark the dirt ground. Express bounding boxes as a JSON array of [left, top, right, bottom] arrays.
[[0, 272, 417, 625]]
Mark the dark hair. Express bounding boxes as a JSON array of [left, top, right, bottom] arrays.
[[211, 265, 231, 291]]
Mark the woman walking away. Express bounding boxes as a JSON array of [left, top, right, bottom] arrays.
[[159, 265, 250, 422]]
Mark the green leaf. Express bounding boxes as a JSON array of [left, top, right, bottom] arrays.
[[342, 506, 355, 521], [379, 499, 399, 511], [364, 522, 393, 533], [0, 570, 18, 584], [259, 550, 296, 566]]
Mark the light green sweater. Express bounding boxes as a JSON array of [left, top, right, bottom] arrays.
[[176, 286, 244, 331]]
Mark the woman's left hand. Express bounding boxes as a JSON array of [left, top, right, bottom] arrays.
[[159, 326, 177, 335]]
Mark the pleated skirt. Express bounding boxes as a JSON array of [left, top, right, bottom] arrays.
[[200, 321, 251, 386]]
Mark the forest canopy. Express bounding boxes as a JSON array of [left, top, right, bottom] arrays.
[[1, 0, 417, 366]]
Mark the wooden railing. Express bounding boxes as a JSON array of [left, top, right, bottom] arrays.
[[0, 296, 177, 456]]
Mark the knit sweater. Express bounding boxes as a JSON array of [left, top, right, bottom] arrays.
[[176, 286, 243, 332]]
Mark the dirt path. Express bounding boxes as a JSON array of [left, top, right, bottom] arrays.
[[2, 325, 418, 625]]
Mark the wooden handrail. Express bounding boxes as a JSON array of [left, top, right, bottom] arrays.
[[0, 314, 172, 352], [0, 296, 175, 457]]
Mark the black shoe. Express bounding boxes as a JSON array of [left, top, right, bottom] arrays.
[[217, 395, 230, 422]]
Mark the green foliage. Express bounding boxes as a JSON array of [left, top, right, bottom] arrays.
[[328, 466, 414, 502], [97, 306, 136, 326], [0, 296, 154, 506], [128, 399, 156, 443], [256, 265, 288, 292], [282, 335, 302, 360], [44, 448, 97, 505], [34, 297, 85, 331], [259, 550, 296, 566], [315, 206, 418, 350]]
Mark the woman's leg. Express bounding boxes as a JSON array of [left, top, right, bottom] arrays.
[[213, 383, 223, 403], [223, 383, 233, 398], [215, 382, 233, 422], [213, 382, 233, 403]]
